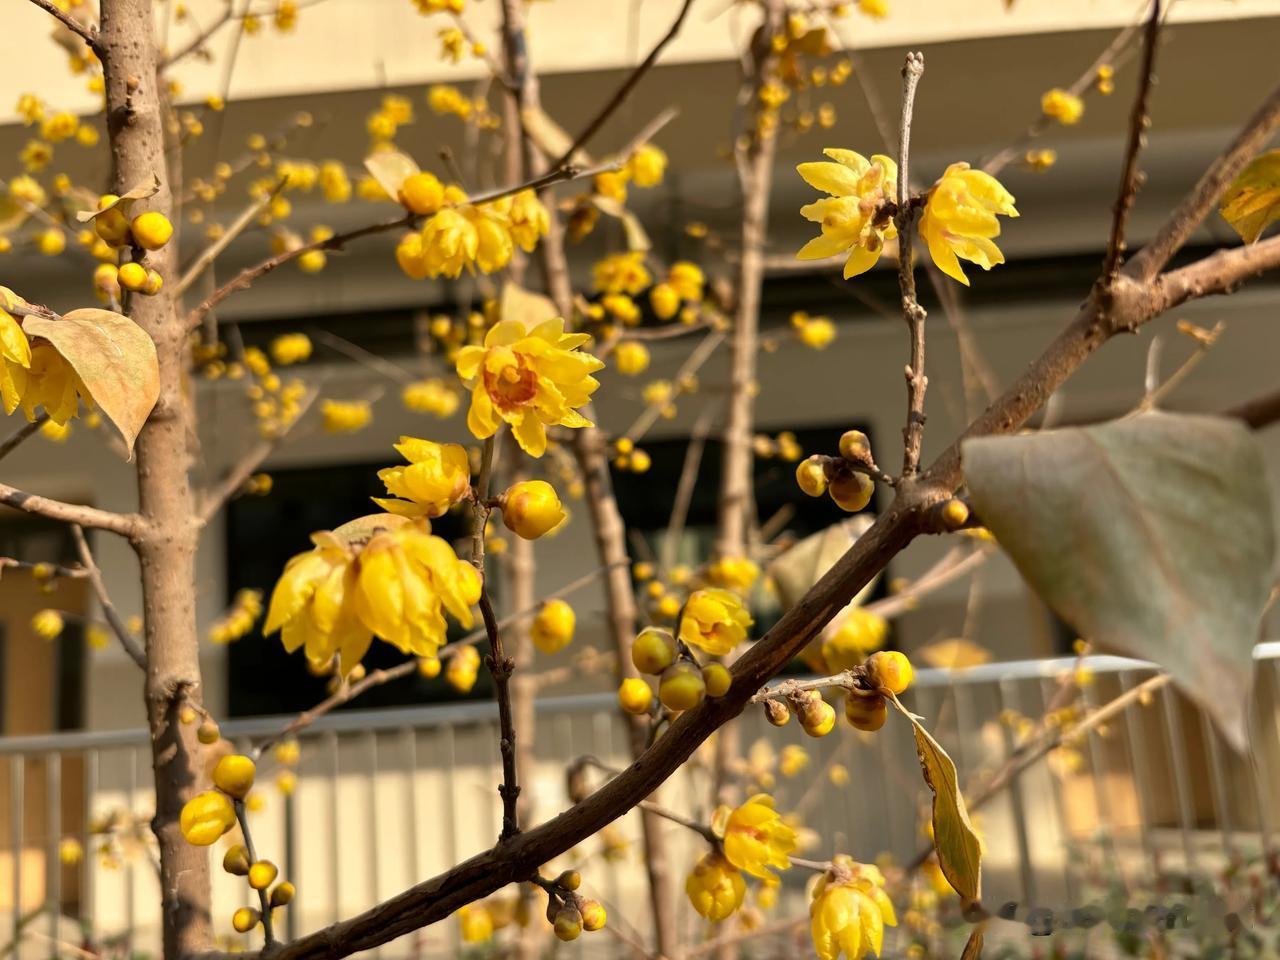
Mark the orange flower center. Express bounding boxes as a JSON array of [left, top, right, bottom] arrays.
[[484, 353, 538, 412]]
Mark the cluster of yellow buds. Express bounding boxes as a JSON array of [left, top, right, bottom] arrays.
[[588, 142, 668, 205], [207, 589, 264, 645], [687, 794, 798, 922], [320, 399, 371, 434], [620, 617, 736, 716], [611, 437, 651, 474], [445, 644, 481, 694], [845, 651, 913, 732], [791, 311, 836, 350], [426, 85, 499, 128], [1041, 87, 1084, 125], [1095, 64, 1115, 96], [819, 607, 889, 671], [1023, 148, 1057, 172], [809, 856, 897, 959], [751, 431, 804, 462], [233, 346, 309, 438], [270, 738, 301, 796], [268, 333, 312, 366], [536, 870, 606, 942], [401, 378, 460, 418], [795, 429, 878, 513], [367, 93, 415, 145]]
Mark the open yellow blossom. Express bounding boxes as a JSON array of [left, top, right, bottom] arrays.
[[321, 399, 372, 433], [458, 903, 494, 943], [679, 588, 753, 656], [401, 378, 460, 418], [821, 607, 888, 670], [505, 189, 549, 252], [593, 251, 651, 295], [419, 209, 478, 278], [918, 162, 1018, 285], [809, 857, 897, 960], [373, 437, 470, 518], [464, 204, 513, 273], [707, 556, 759, 593], [667, 261, 705, 301], [1041, 87, 1084, 125], [797, 149, 898, 278], [264, 515, 480, 674], [780, 744, 809, 778], [455, 317, 604, 457], [627, 143, 668, 188], [15, 344, 90, 425], [686, 853, 746, 922], [722, 794, 797, 879]]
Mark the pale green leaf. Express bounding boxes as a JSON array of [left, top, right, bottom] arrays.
[[962, 412, 1275, 751], [908, 711, 982, 902]]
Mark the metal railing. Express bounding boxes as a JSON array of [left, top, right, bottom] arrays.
[[1, 645, 1277, 958]]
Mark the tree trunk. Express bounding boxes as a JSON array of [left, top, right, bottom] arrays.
[[100, 3, 213, 958]]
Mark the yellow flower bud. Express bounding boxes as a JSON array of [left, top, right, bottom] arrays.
[[501, 480, 565, 540], [232, 907, 261, 933], [398, 172, 445, 216], [179, 790, 236, 846], [131, 211, 173, 250], [118, 261, 148, 292], [618, 677, 654, 715], [631, 626, 676, 675], [197, 720, 221, 745], [658, 661, 705, 712], [838, 430, 870, 463], [212, 754, 256, 800], [553, 906, 582, 942], [796, 456, 828, 497], [248, 860, 278, 890], [614, 341, 650, 376], [580, 900, 606, 931], [531, 599, 575, 654], [829, 471, 873, 513], [702, 662, 732, 698], [845, 693, 887, 731], [223, 844, 250, 876], [270, 881, 296, 908], [866, 650, 913, 695]]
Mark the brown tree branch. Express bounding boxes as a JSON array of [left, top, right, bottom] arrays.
[[69, 524, 146, 670], [0, 414, 49, 464], [1150, 232, 1280, 311], [26, 0, 99, 50], [895, 52, 928, 478], [0, 481, 140, 538], [1100, 0, 1161, 284], [1226, 384, 1280, 430], [1128, 80, 1280, 281], [550, 0, 697, 169]]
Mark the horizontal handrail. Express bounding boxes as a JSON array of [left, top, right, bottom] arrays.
[[0, 642, 1274, 756]]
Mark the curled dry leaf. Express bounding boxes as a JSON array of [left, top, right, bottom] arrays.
[[75, 174, 162, 222], [591, 196, 651, 252], [21, 308, 160, 456], [501, 282, 559, 329], [1220, 149, 1280, 244], [363, 150, 420, 201]]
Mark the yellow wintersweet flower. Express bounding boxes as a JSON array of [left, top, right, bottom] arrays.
[[919, 162, 1018, 285], [531, 598, 575, 654], [320, 399, 372, 433], [809, 857, 897, 960], [464, 205, 514, 273], [269, 333, 312, 366], [859, 0, 888, 18], [722, 794, 797, 879], [454, 317, 604, 457], [1041, 87, 1084, 125], [679, 588, 753, 657], [627, 143, 668, 188], [707, 556, 759, 593], [264, 516, 480, 674], [373, 437, 471, 518], [593, 252, 651, 295], [32, 609, 64, 640], [458, 903, 494, 943], [667, 261, 705, 301], [505, 189, 549, 252], [797, 149, 898, 278], [686, 852, 746, 922], [401, 378, 460, 418], [419, 208, 478, 278], [821, 607, 888, 670], [13, 343, 88, 425]]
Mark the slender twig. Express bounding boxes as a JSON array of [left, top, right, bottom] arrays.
[[197, 389, 319, 526], [161, 4, 234, 67], [1134, 321, 1225, 413], [862, 545, 991, 621], [175, 183, 283, 297], [0, 557, 85, 580], [469, 436, 521, 841], [638, 801, 717, 843], [750, 669, 860, 704], [550, 0, 696, 168], [0, 482, 140, 537], [0, 414, 49, 464], [895, 53, 928, 478], [1101, 0, 1162, 284], [620, 330, 726, 443], [69, 525, 146, 670], [683, 918, 807, 958], [660, 402, 719, 571], [232, 801, 276, 946], [26, 0, 99, 49], [310, 330, 418, 385]]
